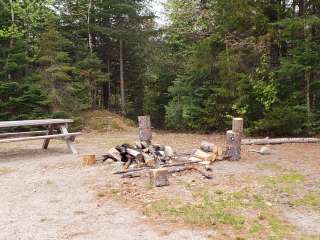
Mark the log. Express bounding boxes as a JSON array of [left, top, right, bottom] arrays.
[[149, 169, 169, 187], [138, 116, 152, 143], [104, 148, 122, 162], [164, 146, 174, 157], [242, 138, 320, 145], [143, 153, 156, 167], [226, 130, 241, 161], [113, 167, 151, 175], [83, 155, 96, 166], [169, 166, 212, 179], [164, 159, 202, 167], [193, 149, 216, 162], [232, 118, 244, 136], [121, 165, 213, 179], [200, 141, 217, 153]]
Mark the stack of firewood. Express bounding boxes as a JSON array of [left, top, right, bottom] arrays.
[[189, 141, 224, 164], [103, 141, 175, 169]]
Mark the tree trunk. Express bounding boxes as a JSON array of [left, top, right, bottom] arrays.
[[306, 71, 311, 121], [8, 0, 15, 80], [119, 40, 125, 114], [87, 0, 93, 56]]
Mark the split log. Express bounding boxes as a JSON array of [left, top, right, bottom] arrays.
[[200, 141, 216, 153], [164, 146, 174, 157], [226, 130, 241, 161], [242, 138, 320, 145], [125, 148, 140, 157], [138, 116, 152, 143], [83, 155, 96, 166], [103, 148, 122, 162], [143, 153, 156, 168], [193, 149, 216, 162], [232, 118, 244, 136], [149, 169, 169, 187]]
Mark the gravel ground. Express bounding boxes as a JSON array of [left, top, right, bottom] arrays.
[[1, 131, 320, 239], [0, 136, 210, 240]]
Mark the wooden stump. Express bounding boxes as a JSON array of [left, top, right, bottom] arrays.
[[226, 130, 241, 161], [232, 118, 244, 136], [83, 155, 96, 166], [149, 169, 169, 187], [138, 116, 152, 143]]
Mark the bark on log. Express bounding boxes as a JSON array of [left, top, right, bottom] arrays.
[[121, 165, 213, 179], [241, 138, 320, 145], [226, 130, 241, 161], [232, 118, 244, 136], [138, 116, 152, 143], [149, 169, 169, 187]]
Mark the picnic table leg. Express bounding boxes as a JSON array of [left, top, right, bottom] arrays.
[[42, 124, 53, 149], [60, 124, 78, 155]]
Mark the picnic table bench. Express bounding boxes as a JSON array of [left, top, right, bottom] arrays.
[[0, 119, 82, 154]]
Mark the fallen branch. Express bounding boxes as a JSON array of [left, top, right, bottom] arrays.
[[121, 165, 212, 179], [114, 160, 202, 175], [169, 166, 213, 179], [242, 138, 320, 145], [113, 167, 151, 175], [162, 160, 202, 167]]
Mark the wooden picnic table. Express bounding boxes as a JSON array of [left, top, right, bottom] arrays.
[[0, 119, 82, 154]]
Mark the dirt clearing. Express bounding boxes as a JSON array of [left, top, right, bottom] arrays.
[[0, 130, 319, 239]]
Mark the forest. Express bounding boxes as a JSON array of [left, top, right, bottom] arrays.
[[1, 0, 320, 136]]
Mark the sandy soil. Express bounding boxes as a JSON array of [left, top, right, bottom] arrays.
[[1, 130, 320, 239]]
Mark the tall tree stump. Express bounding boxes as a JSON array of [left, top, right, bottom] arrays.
[[226, 130, 241, 161], [138, 116, 152, 144], [232, 118, 244, 136], [149, 169, 169, 187]]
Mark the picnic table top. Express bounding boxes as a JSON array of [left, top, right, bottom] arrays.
[[0, 119, 74, 128]]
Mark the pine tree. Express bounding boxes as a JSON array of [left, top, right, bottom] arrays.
[[36, 18, 76, 114]]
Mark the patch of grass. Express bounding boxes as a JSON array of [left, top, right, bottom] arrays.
[[263, 212, 291, 240], [250, 219, 263, 234], [257, 163, 285, 172], [294, 191, 320, 211], [263, 171, 305, 194], [144, 190, 271, 230], [144, 195, 245, 229], [0, 167, 13, 176], [144, 189, 293, 238]]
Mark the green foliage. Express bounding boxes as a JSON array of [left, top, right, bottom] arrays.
[[155, 0, 320, 135], [0, 82, 49, 121]]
